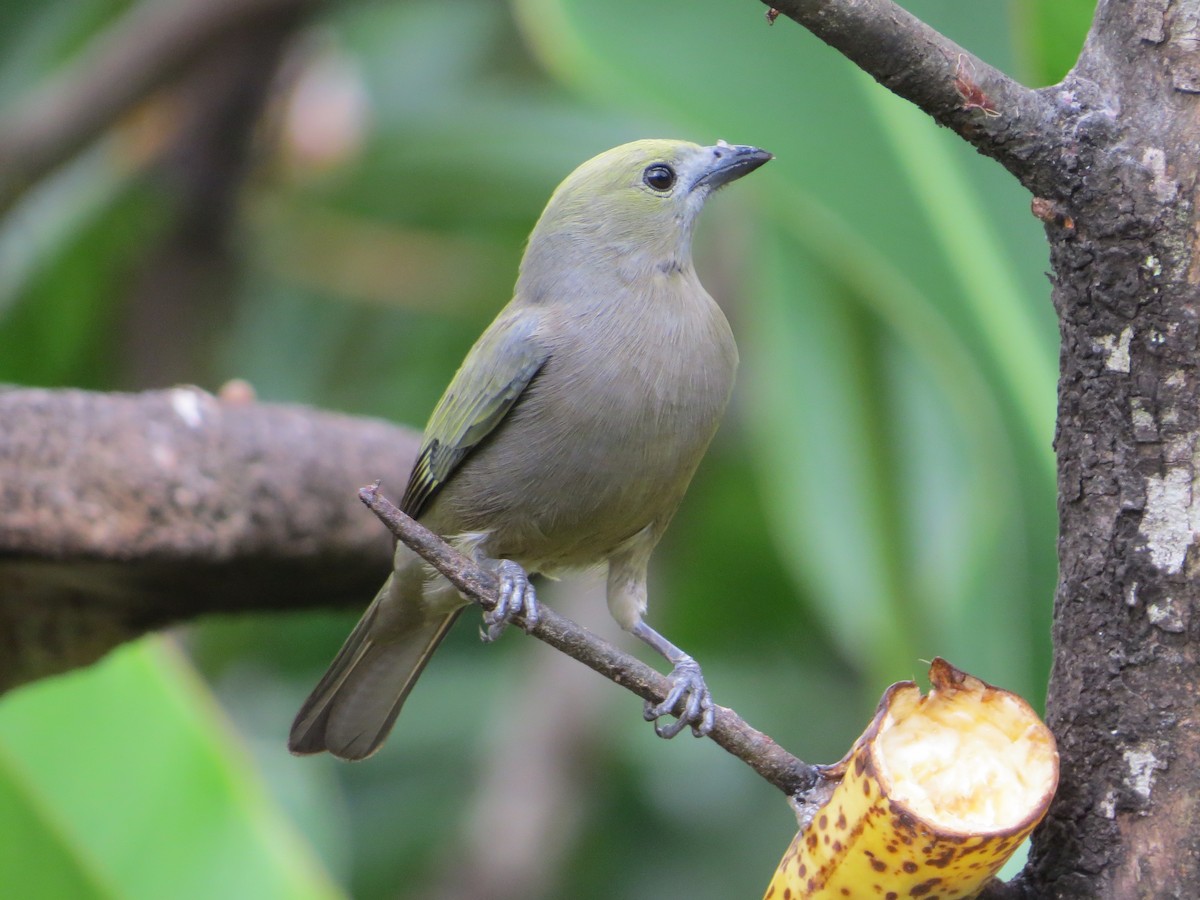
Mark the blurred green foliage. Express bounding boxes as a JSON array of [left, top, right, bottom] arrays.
[[0, 0, 1095, 897]]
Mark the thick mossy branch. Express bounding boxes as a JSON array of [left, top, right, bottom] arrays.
[[0, 386, 420, 691]]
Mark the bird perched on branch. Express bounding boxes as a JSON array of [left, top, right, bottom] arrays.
[[290, 138, 771, 760]]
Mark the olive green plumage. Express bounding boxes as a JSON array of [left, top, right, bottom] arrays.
[[290, 139, 770, 760]]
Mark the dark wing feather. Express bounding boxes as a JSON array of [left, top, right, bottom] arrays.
[[401, 309, 548, 518]]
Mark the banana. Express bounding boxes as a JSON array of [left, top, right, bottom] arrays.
[[764, 658, 1057, 899]]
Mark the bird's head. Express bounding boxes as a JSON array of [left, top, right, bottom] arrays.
[[520, 139, 771, 287]]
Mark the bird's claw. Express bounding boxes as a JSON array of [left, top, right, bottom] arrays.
[[643, 657, 714, 739], [480, 559, 540, 642]]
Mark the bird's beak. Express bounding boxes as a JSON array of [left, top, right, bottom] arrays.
[[693, 141, 773, 191]]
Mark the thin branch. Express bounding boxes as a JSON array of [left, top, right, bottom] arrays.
[[358, 483, 822, 798], [761, 0, 1065, 193], [0, 0, 318, 214]]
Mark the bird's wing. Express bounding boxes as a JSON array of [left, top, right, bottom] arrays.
[[401, 309, 549, 518]]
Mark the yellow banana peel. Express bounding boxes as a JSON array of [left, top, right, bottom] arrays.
[[764, 658, 1057, 899]]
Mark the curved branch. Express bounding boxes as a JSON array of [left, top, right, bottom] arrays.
[[762, 0, 1065, 193], [358, 483, 822, 798]]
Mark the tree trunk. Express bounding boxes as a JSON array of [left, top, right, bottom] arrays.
[[765, 0, 1200, 893], [1032, 2, 1200, 894]]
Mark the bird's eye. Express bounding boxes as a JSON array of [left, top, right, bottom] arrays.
[[642, 164, 676, 192]]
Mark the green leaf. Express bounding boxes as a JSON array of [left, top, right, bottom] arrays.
[[1011, 0, 1095, 85], [0, 159, 168, 387], [0, 745, 119, 900], [0, 639, 343, 900], [859, 74, 1056, 482]]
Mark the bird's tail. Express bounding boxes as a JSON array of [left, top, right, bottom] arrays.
[[289, 575, 463, 761]]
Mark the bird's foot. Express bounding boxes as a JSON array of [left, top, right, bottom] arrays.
[[643, 656, 714, 739], [480, 559, 540, 642]]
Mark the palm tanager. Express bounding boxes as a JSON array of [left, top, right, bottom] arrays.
[[290, 138, 771, 760]]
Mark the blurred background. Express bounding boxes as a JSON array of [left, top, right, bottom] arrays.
[[0, 0, 1093, 897]]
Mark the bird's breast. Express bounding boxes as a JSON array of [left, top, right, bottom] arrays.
[[430, 278, 738, 571]]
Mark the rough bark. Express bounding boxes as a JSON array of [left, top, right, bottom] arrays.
[[1031, 2, 1200, 895], [0, 386, 419, 692], [764, 0, 1200, 894]]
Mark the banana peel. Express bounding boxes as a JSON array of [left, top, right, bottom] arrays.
[[764, 658, 1057, 899]]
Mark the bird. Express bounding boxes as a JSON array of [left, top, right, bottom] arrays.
[[289, 138, 771, 761]]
